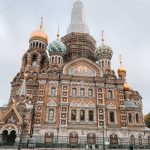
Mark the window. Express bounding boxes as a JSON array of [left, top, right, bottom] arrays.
[[128, 113, 132, 123], [51, 87, 56, 96], [80, 110, 85, 121], [32, 55, 37, 67], [48, 109, 54, 121], [80, 88, 85, 97], [71, 109, 76, 121], [52, 57, 54, 63], [110, 111, 115, 123], [138, 135, 142, 145], [108, 90, 113, 99], [89, 110, 94, 121], [136, 114, 139, 123], [88, 89, 93, 97], [72, 88, 77, 97], [102, 61, 104, 67], [130, 135, 135, 144]]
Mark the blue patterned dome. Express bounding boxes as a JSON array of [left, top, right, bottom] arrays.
[[95, 43, 113, 60], [48, 39, 66, 55]]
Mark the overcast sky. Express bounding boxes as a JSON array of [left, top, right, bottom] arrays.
[[0, 0, 150, 114]]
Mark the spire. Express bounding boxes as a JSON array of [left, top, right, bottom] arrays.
[[57, 26, 60, 39], [119, 54, 123, 66], [101, 30, 105, 45], [18, 74, 27, 97], [40, 17, 44, 31], [67, 0, 89, 34]]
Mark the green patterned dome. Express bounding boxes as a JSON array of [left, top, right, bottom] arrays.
[[95, 44, 113, 60], [48, 39, 66, 55]]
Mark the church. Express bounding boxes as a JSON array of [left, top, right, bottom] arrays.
[[0, 0, 150, 148]]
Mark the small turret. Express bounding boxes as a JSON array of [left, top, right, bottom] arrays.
[[95, 31, 113, 70]]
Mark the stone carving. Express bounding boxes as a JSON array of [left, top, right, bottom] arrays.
[[70, 65, 96, 77]]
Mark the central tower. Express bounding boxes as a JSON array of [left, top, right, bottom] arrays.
[[62, 0, 96, 62], [67, 0, 89, 34]]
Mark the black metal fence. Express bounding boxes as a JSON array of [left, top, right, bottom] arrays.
[[0, 136, 150, 149]]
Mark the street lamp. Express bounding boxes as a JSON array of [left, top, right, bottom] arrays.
[[26, 98, 36, 148], [18, 107, 26, 150], [102, 126, 105, 150]]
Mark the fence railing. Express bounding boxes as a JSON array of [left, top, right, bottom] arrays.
[[0, 136, 150, 149]]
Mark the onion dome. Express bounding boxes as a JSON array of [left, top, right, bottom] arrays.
[[124, 82, 130, 91], [30, 18, 48, 43], [118, 66, 126, 78], [48, 37, 66, 55], [95, 44, 113, 59], [117, 55, 126, 78], [95, 31, 113, 60]]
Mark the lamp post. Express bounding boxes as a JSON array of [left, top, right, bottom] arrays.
[[27, 98, 36, 148], [18, 112, 26, 150], [102, 126, 105, 150]]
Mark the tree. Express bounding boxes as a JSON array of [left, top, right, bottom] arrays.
[[144, 113, 150, 128]]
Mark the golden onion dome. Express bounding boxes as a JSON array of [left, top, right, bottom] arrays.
[[118, 66, 126, 74], [30, 18, 48, 43], [124, 82, 130, 91]]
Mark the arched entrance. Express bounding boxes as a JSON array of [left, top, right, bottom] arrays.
[[44, 132, 54, 144], [2, 130, 16, 145], [110, 134, 118, 145], [69, 133, 78, 144], [2, 130, 8, 144], [87, 133, 96, 144]]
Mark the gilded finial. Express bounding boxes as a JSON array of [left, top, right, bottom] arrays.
[[40, 17, 44, 29], [119, 54, 122, 66], [57, 26, 60, 38], [101, 30, 104, 44]]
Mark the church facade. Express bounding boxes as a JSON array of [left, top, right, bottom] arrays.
[[0, 0, 150, 147]]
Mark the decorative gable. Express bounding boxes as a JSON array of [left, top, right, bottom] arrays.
[[107, 103, 116, 110]]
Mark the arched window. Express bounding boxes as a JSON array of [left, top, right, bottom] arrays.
[[39, 43, 41, 49], [48, 109, 54, 121], [71, 109, 76, 121], [136, 113, 139, 123], [36, 42, 38, 47], [80, 110, 85, 121], [58, 57, 61, 64], [102, 61, 104, 67], [42, 44, 44, 49], [130, 135, 135, 145], [72, 88, 77, 97], [32, 55, 37, 67], [87, 133, 96, 144], [138, 135, 142, 145], [80, 88, 85, 97], [51, 87, 56, 96], [33, 42, 35, 48], [128, 113, 132, 123], [52, 57, 54, 64], [44, 132, 54, 144], [40, 56, 46, 68], [110, 111, 115, 123], [89, 110, 94, 121], [69, 133, 78, 144], [110, 135, 118, 145], [88, 89, 93, 97], [55, 56, 57, 63], [108, 90, 113, 99]]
